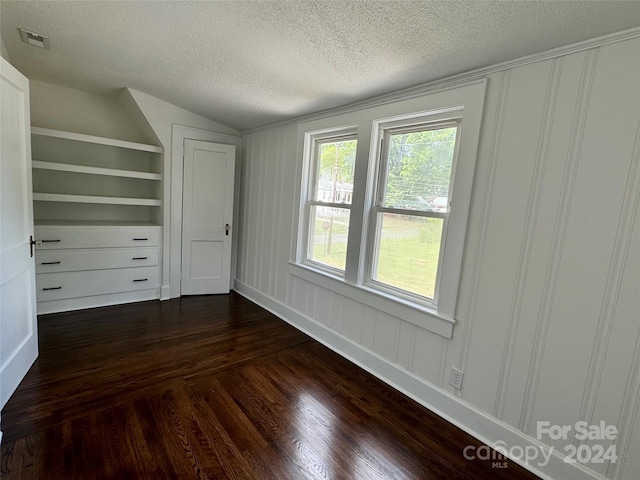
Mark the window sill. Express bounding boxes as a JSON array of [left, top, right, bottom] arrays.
[[289, 262, 454, 339]]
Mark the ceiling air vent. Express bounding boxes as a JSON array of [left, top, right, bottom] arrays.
[[19, 28, 49, 49]]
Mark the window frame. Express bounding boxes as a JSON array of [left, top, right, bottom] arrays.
[[299, 126, 358, 277], [292, 80, 487, 339], [365, 116, 462, 307]]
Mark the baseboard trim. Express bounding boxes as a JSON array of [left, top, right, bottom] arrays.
[[233, 280, 606, 480], [160, 285, 171, 300], [0, 330, 38, 410], [36, 289, 160, 315]]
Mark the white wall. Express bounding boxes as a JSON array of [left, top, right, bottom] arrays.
[[121, 88, 238, 145], [235, 34, 640, 480], [30, 80, 146, 142], [122, 89, 241, 299], [1, 36, 10, 61]]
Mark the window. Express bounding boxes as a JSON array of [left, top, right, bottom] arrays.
[[368, 121, 459, 303], [293, 81, 486, 338], [302, 131, 357, 274]]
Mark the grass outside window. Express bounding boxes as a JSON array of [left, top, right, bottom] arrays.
[[313, 214, 443, 298]]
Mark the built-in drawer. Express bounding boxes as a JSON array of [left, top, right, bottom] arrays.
[[36, 266, 161, 302], [35, 247, 158, 274], [35, 226, 160, 250]]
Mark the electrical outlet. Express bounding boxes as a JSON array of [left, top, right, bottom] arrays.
[[449, 367, 464, 390]]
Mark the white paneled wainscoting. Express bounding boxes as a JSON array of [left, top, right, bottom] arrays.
[[235, 31, 640, 480]]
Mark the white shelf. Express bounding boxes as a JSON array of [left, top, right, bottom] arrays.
[[31, 127, 163, 154], [33, 193, 162, 206], [32, 161, 162, 181], [34, 219, 161, 227]]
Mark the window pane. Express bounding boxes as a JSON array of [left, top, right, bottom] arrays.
[[372, 213, 444, 299], [383, 127, 456, 212], [314, 139, 357, 204], [308, 205, 350, 271]]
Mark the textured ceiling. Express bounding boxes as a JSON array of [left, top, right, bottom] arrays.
[[1, 1, 639, 131]]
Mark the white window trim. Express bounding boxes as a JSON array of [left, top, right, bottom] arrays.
[[292, 80, 487, 339], [298, 126, 358, 277], [364, 114, 462, 307]]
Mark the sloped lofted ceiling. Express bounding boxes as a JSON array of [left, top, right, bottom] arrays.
[[1, 1, 639, 131]]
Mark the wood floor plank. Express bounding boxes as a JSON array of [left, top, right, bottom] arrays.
[[1, 293, 539, 479], [258, 360, 417, 479], [289, 344, 513, 479], [165, 386, 258, 480], [190, 377, 297, 480], [218, 367, 339, 479], [241, 364, 410, 480], [109, 403, 158, 479], [258, 351, 463, 480]]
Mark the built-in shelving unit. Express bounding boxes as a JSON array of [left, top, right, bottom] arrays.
[[31, 126, 163, 226], [31, 126, 164, 314]]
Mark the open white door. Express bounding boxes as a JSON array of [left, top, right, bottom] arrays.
[[181, 139, 235, 295], [0, 58, 38, 412]]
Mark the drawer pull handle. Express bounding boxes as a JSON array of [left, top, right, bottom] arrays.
[[41, 261, 61, 265], [43, 286, 62, 291], [133, 238, 148, 241], [41, 239, 61, 243], [133, 278, 148, 282], [132, 257, 148, 260]]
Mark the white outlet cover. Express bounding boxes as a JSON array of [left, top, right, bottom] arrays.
[[449, 367, 464, 390]]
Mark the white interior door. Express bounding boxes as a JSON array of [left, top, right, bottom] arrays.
[[181, 139, 235, 295], [0, 58, 38, 411]]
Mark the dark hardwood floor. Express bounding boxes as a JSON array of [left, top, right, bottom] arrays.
[[1, 293, 539, 479]]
